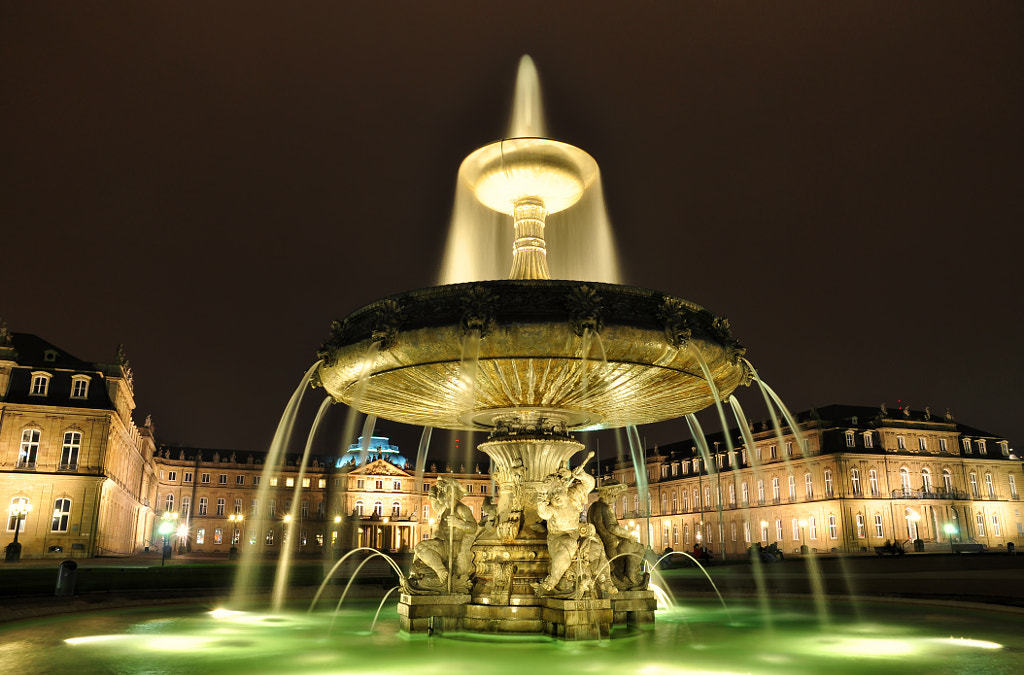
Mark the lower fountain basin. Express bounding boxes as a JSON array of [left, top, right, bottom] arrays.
[[9, 598, 1018, 674], [316, 280, 748, 431]]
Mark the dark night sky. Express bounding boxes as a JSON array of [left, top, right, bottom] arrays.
[[3, 2, 1022, 458]]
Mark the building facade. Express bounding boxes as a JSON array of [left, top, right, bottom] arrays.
[[603, 404, 1021, 556], [0, 329, 158, 559], [151, 437, 492, 557]]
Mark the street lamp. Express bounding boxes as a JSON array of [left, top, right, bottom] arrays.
[[5, 502, 32, 562], [798, 519, 808, 554], [944, 523, 956, 553], [158, 511, 178, 566], [229, 514, 244, 556]]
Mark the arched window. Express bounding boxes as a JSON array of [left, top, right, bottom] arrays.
[[741, 482, 749, 504], [181, 496, 191, 517], [373, 500, 383, 516], [869, 469, 879, 496], [921, 468, 932, 492], [391, 500, 401, 516], [851, 468, 861, 495], [969, 472, 979, 497], [684, 522, 690, 544], [671, 491, 677, 512], [984, 473, 995, 498], [661, 493, 667, 513], [51, 498, 71, 532], [942, 469, 953, 492], [354, 500, 364, 516], [681, 490, 688, 511], [165, 494, 174, 512], [900, 467, 911, 492], [905, 508, 919, 539], [18, 429, 40, 468], [824, 469, 834, 497], [804, 473, 814, 499]]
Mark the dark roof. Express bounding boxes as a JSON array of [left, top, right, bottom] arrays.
[[4, 333, 95, 369]]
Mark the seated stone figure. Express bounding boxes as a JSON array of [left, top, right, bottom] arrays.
[[532, 452, 615, 598], [406, 476, 479, 594], [587, 480, 648, 590]]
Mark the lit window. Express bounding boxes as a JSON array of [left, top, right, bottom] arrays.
[[760, 520, 769, 541], [856, 514, 865, 538], [18, 429, 40, 468], [302, 478, 310, 488], [318, 478, 327, 489], [905, 509, 919, 539], [684, 523, 690, 544], [214, 528, 223, 545], [265, 529, 274, 545], [71, 375, 90, 398], [196, 528, 206, 545], [672, 523, 679, 545], [30, 372, 51, 396], [60, 431, 81, 470], [285, 477, 295, 487], [51, 498, 71, 532]]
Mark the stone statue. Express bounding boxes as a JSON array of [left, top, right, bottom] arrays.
[[587, 480, 648, 590], [531, 452, 613, 597], [406, 475, 478, 594]]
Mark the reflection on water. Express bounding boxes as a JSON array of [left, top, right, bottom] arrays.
[[0, 599, 1018, 675]]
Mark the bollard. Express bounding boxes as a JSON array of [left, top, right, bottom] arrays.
[[55, 559, 78, 597]]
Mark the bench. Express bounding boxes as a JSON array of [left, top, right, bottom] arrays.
[[952, 542, 986, 554]]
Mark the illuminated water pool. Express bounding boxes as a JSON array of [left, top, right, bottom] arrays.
[[1, 599, 1020, 674]]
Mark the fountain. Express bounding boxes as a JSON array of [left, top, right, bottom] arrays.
[[313, 59, 748, 640], [0, 58, 1016, 674]]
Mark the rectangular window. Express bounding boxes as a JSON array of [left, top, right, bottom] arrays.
[[214, 528, 223, 545], [975, 513, 985, 537], [236, 475, 245, 485], [219, 474, 228, 485], [978, 440, 987, 455], [71, 378, 89, 398], [864, 433, 873, 448], [302, 478, 310, 488], [869, 470, 879, 497], [788, 475, 796, 500], [874, 514, 884, 537], [897, 436, 906, 450], [268, 500, 276, 517], [963, 439, 972, 454], [266, 529, 274, 545], [269, 477, 278, 486], [940, 438, 948, 453], [184, 472, 193, 483], [199, 497, 208, 515], [357, 479, 365, 489], [253, 475, 260, 486], [234, 498, 242, 514], [786, 441, 794, 457], [168, 471, 177, 482], [286, 477, 295, 487], [301, 501, 309, 518], [770, 445, 778, 459], [792, 519, 800, 541], [201, 473, 210, 484], [845, 431, 855, 447], [318, 478, 327, 489], [992, 514, 1001, 537], [196, 528, 205, 545], [808, 517, 817, 540], [375, 479, 383, 490], [51, 498, 71, 532], [918, 437, 927, 451], [776, 519, 783, 542], [805, 473, 813, 499], [60, 431, 81, 470], [828, 515, 837, 539], [743, 521, 751, 543], [856, 514, 865, 538], [31, 373, 50, 396]]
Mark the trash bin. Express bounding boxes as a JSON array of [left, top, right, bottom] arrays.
[[913, 538, 924, 553], [1008, 542, 1016, 556], [55, 559, 78, 597]]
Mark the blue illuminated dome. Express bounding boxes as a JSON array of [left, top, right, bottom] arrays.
[[336, 436, 408, 468]]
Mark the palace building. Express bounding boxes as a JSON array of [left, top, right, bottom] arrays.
[[601, 404, 1021, 556], [0, 329, 158, 558], [3, 328, 1019, 560]]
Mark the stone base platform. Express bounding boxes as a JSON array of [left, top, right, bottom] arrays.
[[398, 593, 471, 633], [610, 589, 658, 627], [540, 597, 612, 640]]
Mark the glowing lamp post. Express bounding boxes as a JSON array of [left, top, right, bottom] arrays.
[[5, 502, 32, 562], [229, 514, 244, 558], [158, 511, 178, 566], [944, 523, 956, 553]]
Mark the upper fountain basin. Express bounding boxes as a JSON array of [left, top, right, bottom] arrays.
[[460, 138, 599, 215], [315, 280, 747, 432]]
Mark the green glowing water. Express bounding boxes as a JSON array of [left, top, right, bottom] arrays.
[[1, 599, 1019, 675]]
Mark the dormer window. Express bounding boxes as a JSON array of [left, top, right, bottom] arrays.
[[963, 438, 972, 454], [978, 439, 987, 455], [71, 375, 90, 399], [863, 432, 874, 449], [30, 372, 51, 396], [897, 435, 906, 450], [845, 431, 855, 447], [999, 441, 1009, 456], [43, 350, 58, 362]]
